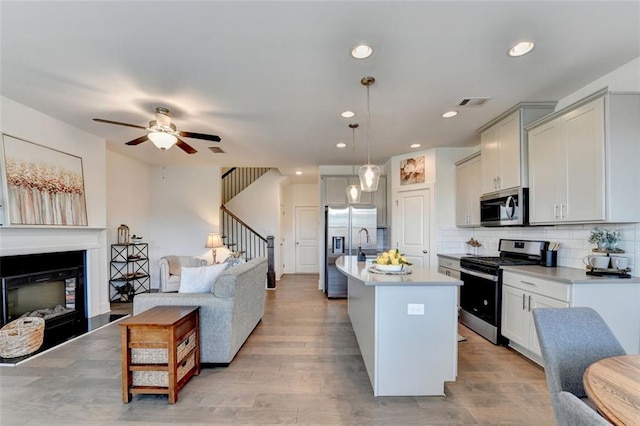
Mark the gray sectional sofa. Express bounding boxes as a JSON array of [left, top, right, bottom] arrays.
[[133, 257, 268, 364]]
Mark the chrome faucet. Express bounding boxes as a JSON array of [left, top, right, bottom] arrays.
[[358, 227, 370, 247], [357, 228, 370, 261]]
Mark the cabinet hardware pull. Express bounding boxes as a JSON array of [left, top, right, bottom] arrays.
[[184, 337, 190, 345], [521, 280, 536, 286], [560, 203, 566, 219], [554, 204, 558, 219], [181, 360, 187, 367], [528, 295, 532, 312], [522, 294, 526, 310]]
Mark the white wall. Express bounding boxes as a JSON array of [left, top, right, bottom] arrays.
[[106, 149, 151, 246], [225, 169, 286, 277], [555, 56, 640, 110], [0, 96, 110, 316], [147, 164, 222, 287]]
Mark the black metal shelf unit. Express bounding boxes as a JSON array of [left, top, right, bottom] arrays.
[[109, 243, 150, 302]]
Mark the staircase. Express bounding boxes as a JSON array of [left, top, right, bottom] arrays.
[[221, 167, 275, 288], [222, 167, 271, 204]]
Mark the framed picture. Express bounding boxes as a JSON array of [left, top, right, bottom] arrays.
[[400, 155, 425, 185], [2, 134, 88, 226]]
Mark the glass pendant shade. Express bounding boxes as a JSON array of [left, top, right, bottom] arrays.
[[148, 131, 178, 150], [358, 76, 381, 193], [359, 164, 381, 192], [346, 183, 361, 203]]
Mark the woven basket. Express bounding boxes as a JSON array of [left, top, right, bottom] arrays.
[[0, 317, 45, 358]]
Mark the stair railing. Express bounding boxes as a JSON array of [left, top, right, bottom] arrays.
[[220, 205, 275, 288], [221, 167, 272, 204]]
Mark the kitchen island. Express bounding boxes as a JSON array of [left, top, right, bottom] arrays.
[[336, 255, 462, 396]]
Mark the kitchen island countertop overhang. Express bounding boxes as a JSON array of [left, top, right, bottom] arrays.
[[336, 255, 462, 397]]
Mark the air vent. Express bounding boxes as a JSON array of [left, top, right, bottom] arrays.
[[457, 97, 492, 107], [208, 146, 225, 154]]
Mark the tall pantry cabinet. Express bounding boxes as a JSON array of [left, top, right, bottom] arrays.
[[527, 90, 640, 224]]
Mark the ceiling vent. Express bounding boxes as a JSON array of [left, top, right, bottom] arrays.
[[457, 97, 492, 107], [208, 146, 225, 154]]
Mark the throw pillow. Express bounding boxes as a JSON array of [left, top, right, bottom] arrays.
[[178, 263, 227, 293], [215, 246, 232, 263], [224, 256, 246, 269]]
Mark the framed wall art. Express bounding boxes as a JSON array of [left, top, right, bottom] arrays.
[[399, 155, 425, 185], [2, 134, 88, 226]]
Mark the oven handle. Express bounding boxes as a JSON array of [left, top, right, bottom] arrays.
[[460, 267, 499, 282]]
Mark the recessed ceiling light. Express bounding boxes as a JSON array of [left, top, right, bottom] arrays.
[[410, 143, 421, 149], [442, 110, 458, 118], [295, 171, 302, 175], [351, 43, 373, 59], [336, 142, 347, 148], [341, 110, 355, 118], [508, 41, 535, 57]]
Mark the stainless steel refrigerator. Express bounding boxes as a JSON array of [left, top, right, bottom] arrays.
[[324, 205, 377, 298]]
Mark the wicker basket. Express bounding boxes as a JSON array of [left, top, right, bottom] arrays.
[[0, 317, 45, 358]]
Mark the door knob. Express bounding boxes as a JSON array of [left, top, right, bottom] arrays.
[[422, 250, 428, 254]]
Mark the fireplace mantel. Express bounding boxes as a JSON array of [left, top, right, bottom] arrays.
[[0, 227, 106, 257], [0, 227, 110, 317]]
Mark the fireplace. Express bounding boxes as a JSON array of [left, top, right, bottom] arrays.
[[0, 251, 86, 347]]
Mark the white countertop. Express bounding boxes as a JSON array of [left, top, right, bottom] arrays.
[[336, 256, 462, 286], [502, 264, 640, 284], [437, 253, 472, 260]]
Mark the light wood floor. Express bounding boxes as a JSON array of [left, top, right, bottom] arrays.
[[0, 274, 555, 425]]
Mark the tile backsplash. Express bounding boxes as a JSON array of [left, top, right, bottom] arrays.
[[437, 223, 639, 277]]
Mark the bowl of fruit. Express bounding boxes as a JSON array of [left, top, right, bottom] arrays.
[[374, 249, 412, 272]]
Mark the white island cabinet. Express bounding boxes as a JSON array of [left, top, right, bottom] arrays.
[[336, 256, 462, 396]]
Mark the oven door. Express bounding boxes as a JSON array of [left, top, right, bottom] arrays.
[[459, 267, 501, 344], [480, 187, 528, 226]]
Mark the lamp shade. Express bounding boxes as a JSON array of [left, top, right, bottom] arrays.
[[205, 233, 224, 249], [148, 131, 177, 150], [359, 164, 381, 192]]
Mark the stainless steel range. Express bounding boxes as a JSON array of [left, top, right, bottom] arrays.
[[459, 239, 548, 344]]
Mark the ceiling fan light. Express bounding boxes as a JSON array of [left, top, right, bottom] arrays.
[[359, 164, 381, 192], [148, 131, 178, 150]]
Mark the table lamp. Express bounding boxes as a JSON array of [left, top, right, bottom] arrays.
[[205, 233, 224, 263]]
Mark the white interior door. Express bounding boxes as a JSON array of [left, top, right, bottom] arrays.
[[394, 189, 430, 268], [295, 206, 319, 273]]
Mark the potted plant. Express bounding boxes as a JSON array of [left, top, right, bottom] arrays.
[[588, 227, 622, 251]]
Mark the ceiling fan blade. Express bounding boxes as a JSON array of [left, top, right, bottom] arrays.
[[93, 118, 147, 130], [125, 135, 149, 146], [179, 131, 221, 142], [175, 137, 197, 154]]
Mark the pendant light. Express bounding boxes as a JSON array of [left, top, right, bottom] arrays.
[[346, 123, 361, 203], [359, 76, 381, 192]]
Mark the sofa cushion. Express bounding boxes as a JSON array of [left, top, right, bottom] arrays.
[[179, 263, 227, 293]]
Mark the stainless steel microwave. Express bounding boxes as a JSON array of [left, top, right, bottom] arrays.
[[480, 187, 529, 226]]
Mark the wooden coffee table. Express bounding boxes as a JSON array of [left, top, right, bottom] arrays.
[[120, 306, 200, 404]]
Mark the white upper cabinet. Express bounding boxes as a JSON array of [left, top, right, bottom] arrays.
[[455, 152, 481, 227], [478, 103, 556, 195], [528, 90, 640, 224]]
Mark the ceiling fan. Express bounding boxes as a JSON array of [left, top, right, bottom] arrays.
[[93, 107, 221, 154]]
